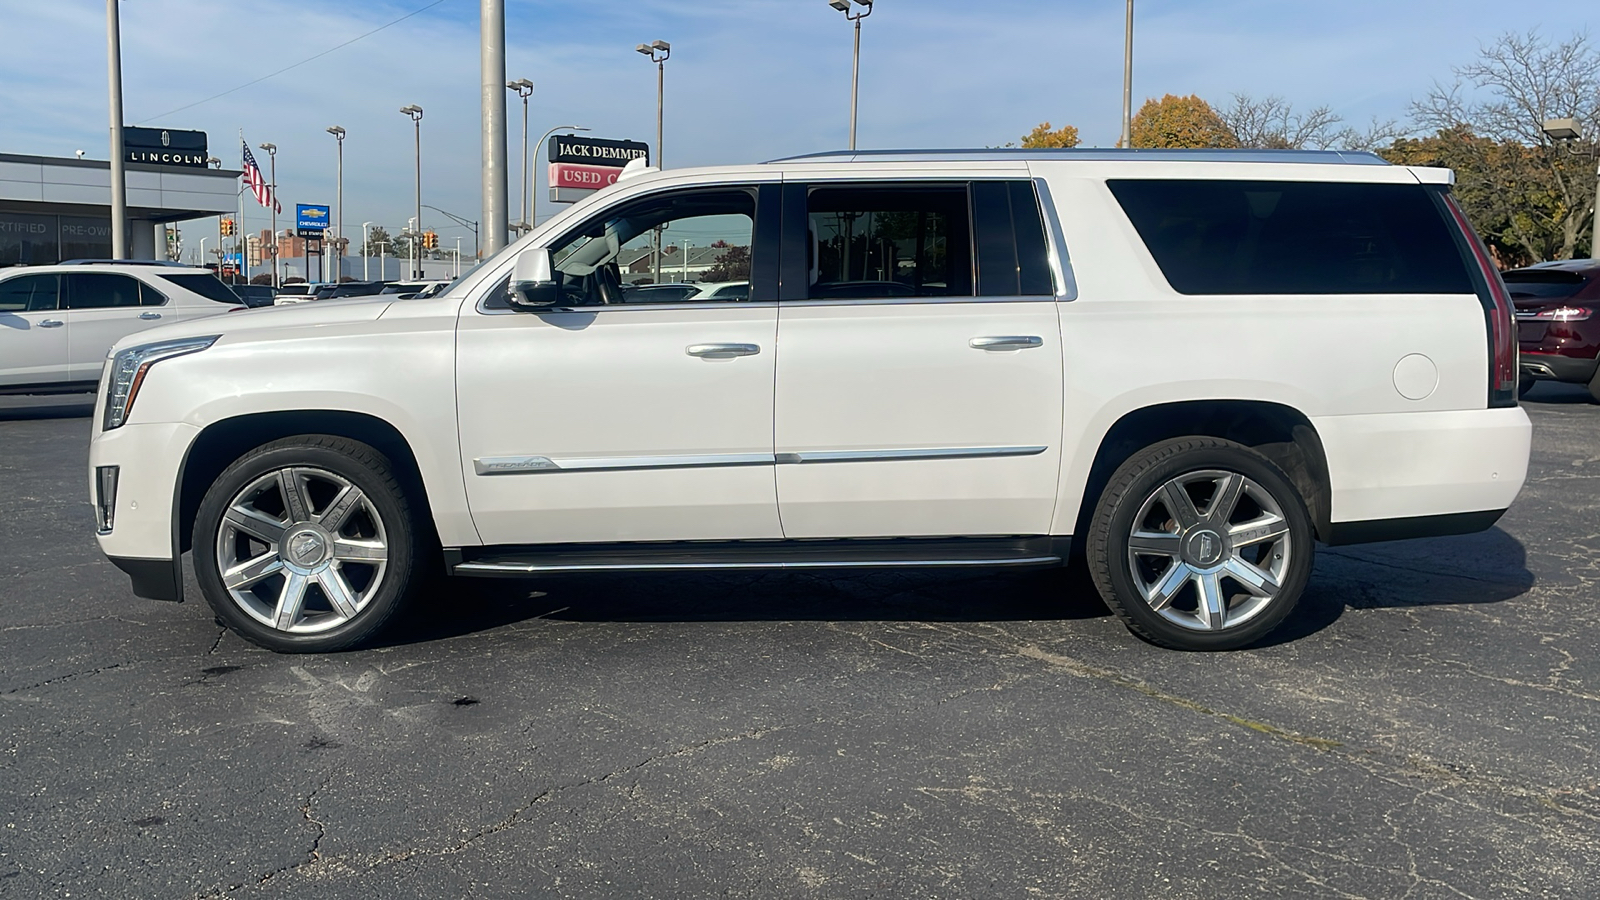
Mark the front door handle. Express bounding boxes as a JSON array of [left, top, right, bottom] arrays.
[[38, 319, 64, 328], [139, 312, 162, 320], [686, 343, 760, 358], [970, 335, 1042, 350]]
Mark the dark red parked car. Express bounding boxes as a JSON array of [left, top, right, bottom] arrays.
[[1508, 260, 1600, 402]]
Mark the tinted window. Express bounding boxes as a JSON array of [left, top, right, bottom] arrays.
[[806, 186, 972, 299], [0, 274, 61, 312], [1502, 269, 1587, 300], [971, 181, 1054, 297], [158, 273, 240, 304], [1108, 180, 1473, 295], [65, 272, 143, 309]]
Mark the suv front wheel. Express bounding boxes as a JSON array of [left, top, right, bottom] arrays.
[[193, 435, 421, 653], [1086, 437, 1313, 651]]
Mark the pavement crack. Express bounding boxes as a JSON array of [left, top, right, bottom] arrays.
[[2, 661, 127, 696]]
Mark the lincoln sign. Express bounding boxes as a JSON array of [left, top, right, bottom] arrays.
[[548, 135, 649, 204], [123, 127, 209, 168]]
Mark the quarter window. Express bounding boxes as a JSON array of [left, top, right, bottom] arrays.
[[0, 274, 61, 312], [1107, 179, 1473, 296], [805, 186, 972, 299]]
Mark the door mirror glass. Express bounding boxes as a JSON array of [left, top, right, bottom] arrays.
[[507, 248, 561, 311]]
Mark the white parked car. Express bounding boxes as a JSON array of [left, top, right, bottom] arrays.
[[0, 261, 243, 394], [88, 149, 1531, 653]]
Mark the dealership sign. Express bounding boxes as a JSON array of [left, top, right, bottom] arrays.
[[296, 204, 331, 231], [548, 135, 649, 203], [123, 127, 209, 168]]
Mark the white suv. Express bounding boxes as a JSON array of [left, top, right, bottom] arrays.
[[1, 261, 243, 394], [87, 149, 1531, 653]]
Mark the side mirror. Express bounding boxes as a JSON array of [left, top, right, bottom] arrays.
[[506, 247, 561, 311]]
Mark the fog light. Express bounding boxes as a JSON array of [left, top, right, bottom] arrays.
[[95, 466, 119, 534]]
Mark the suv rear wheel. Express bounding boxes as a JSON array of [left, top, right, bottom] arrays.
[[193, 435, 421, 653], [1086, 437, 1313, 651]]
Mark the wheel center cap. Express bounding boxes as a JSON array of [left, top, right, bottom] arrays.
[[283, 527, 330, 568], [1184, 529, 1226, 568]]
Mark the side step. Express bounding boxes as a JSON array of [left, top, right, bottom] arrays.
[[450, 536, 1069, 576]]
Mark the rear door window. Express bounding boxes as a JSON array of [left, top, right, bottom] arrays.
[[805, 185, 973, 299], [1107, 179, 1473, 295], [64, 272, 144, 309]]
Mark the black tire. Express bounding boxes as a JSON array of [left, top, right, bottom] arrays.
[[1085, 437, 1314, 651], [193, 435, 422, 653]]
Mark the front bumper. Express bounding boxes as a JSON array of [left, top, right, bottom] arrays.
[[89, 421, 201, 601]]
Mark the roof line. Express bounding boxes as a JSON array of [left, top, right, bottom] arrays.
[[764, 148, 1390, 166]]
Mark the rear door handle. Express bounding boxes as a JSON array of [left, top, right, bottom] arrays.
[[139, 312, 162, 320], [39, 319, 64, 328], [686, 343, 760, 358], [969, 335, 1042, 350]]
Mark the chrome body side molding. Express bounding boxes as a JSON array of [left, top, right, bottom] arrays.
[[474, 445, 1048, 475]]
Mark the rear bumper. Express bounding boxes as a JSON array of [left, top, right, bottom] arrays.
[[1312, 407, 1530, 528], [1323, 509, 1506, 546], [1520, 351, 1598, 384]]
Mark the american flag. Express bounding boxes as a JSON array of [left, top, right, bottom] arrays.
[[241, 142, 281, 214]]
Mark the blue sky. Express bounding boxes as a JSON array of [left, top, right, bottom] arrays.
[[0, 0, 1591, 246]]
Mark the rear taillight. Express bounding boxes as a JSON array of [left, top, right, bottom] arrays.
[[1529, 305, 1594, 322], [1441, 193, 1518, 408]]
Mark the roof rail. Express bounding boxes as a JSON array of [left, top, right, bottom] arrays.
[[59, 259, 193, 267], [764, 148, 1391, 166]]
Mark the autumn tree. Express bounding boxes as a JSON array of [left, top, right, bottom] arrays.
[[1130, 94, 1239, 148], [1409, 29, 1600, 260], [1019, 122, 1081, 149]]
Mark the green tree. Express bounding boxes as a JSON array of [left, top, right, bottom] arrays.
[[700, 245, 751, 282], [1130, 94, 1239, 149], [1019, 122, 1081, 148]]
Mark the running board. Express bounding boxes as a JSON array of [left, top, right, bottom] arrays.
[[449, 536, 1069, 576]]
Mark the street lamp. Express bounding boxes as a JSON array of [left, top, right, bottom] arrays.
[[636, 40, 670, 167], [361, 220, 375, 280], [533, 124, 589, 229], [326, 125, 345, 281], [507, 78, 535, 234], [400, 105, 424, 278], [258, 142, 278, 287], [1122, 0, 1134, 149], [826, 0, 872, 150], [1542, 117, 1600, 259]]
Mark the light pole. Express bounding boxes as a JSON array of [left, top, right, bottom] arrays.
[[507, 78, 534, 234], [827, 0, 872, 150], [258, 142, 278, 286], [1543, 118, 1600, 260], [533, 125, 589, 228], [636, 40, 670, 167], [106, 0, 128, 258], [326, 125, 345, 281], [361, 221, 374, 280], [454, 237, 462, 278], [400, 105, 424, 279], [481, 0, 510, 257], [1121, 0, 1134, 148]]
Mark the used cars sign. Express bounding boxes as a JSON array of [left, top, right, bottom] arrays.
[[547, 136, 649, 203]]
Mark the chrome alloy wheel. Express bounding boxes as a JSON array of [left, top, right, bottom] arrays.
[[1124, 469, 1292, 633], [215, 467, 389, 634]]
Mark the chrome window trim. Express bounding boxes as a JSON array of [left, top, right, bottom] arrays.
[[777, 295, 1053, 308], [475, 298, 779, 316], [1032, 177, 1078, 301], [473, 445, 1047, 475]]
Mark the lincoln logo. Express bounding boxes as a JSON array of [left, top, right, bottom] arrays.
[[160, 130, 170, 147]]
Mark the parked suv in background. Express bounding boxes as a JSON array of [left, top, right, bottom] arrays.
[[1, 261, 243, 394], [88, 149, 1530, 654], [1507, 259, 1600, 402]]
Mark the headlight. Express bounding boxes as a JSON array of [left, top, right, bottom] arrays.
[[103, 336, 219, 430]]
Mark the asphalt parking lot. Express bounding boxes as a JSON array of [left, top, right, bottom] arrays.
[[2, 388, 1597, 899]]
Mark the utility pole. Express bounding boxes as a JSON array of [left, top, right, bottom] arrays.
[[507, 79, 534, 235], [1121, 0, 1134, 149], [259, 142, 278, 287], [481, 0, 509, 256], [106, 0, 128, 258]]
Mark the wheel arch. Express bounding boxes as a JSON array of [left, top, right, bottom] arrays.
[[1065, 399, 1332, 545], [175, 410, 439, 557]]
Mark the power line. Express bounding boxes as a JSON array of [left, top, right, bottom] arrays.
[[134, 0, 450, 124]]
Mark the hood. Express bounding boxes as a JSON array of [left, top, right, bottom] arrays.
[[108, 296, 395, 354]]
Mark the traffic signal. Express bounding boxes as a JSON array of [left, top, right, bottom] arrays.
[[422, 231, 438, 250], [220, 218, 234, 237]]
